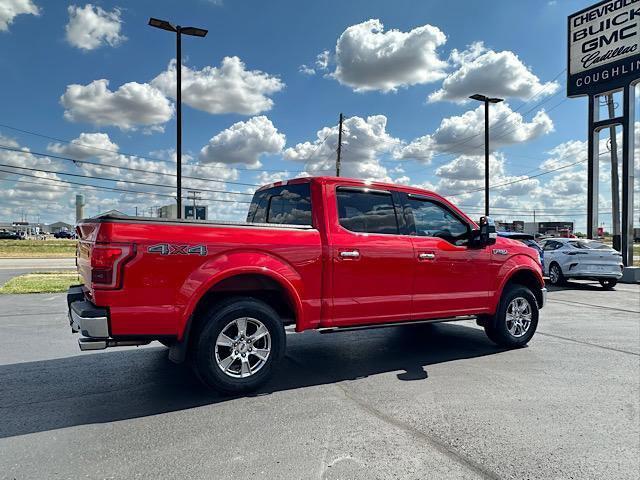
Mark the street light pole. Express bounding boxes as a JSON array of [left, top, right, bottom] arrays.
[[470, 94, 503, 217], [176, 26, 182, 219], [148, 18, 208, 219]]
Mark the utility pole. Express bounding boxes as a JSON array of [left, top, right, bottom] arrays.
[[176, 28, 182, 218], [336, 113, 343, 177], [187, 190, 201, 219], [135, 206, 138, 217], [605, 94, 621, 250], [149, 18, 208, 219], [470, 94, 503, 217]]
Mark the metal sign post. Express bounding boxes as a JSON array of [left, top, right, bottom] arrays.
[[569, 0, 638, 267], [586, 86, 635, 266]]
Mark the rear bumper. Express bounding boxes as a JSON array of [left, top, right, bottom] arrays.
[[565, 271, 623, 280], [67, 286, 148, 351], [564, 263, 624, 280], [68, 285, 109, 350], [539, 287, 547, 308]]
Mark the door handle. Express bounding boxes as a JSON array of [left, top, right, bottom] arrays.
[[418, 252, 436, 260], [339, 250, 360, 259]]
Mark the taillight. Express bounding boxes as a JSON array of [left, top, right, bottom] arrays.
[[91, 244, 134, 289]]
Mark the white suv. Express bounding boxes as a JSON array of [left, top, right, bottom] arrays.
[[541, 238, 624, 288]]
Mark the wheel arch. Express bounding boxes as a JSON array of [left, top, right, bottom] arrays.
[[166, 250, 309, 364], [493, 264, 545, 312], [188, 271, 300, 334]]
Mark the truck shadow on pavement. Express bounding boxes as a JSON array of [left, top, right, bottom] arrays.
[[0, 322, 509, 439]]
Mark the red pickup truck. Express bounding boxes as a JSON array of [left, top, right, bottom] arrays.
[[68, 176, 546, 393]]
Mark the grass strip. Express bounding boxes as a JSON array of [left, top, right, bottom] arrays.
[[0, 271, 82, 294]]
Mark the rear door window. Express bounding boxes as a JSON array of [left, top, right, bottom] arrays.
[[336, 188, 399, 234]]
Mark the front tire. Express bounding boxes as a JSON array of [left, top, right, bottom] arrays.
[[484, 285, 539, 348], [599, 278, 617, 289], [191, 297, 285, 394], [548, 262, 565, 286]]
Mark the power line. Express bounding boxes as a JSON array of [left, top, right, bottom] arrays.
[[377, 83, 568, 171], [0, 144, 262, 187], [384, 96, 570, 177], [445, 158, 587, 198], [330, 72, 564, 157], [0, 123, 297, 173], [0, 161, 254, 197], [0, 169, 251, 204]]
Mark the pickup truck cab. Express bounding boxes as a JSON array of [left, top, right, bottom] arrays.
[[68, 176, 546, 393]]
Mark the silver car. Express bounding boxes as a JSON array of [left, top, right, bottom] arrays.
[[541, 238, 624, 289]]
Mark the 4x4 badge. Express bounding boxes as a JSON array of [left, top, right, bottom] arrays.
[[492, 248, 508, 255], [148, 243, 207, 256]]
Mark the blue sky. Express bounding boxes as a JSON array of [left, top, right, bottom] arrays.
[[0, 0, 636, 231]]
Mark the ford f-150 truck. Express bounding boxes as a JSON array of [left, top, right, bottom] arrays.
[[68, 176, 546, 393]]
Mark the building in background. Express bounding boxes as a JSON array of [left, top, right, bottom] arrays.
[[0, 221, 45, 235], [523, 221, 574, 236], [158, 204, 208, 220], [45, 221, 74, 234], [496, 220, 525, 232]]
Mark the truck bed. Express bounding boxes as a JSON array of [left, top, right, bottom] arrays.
[[76, 213, 323, 337]]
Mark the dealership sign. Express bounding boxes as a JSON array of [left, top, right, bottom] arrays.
[[568, 0, 640, 96]]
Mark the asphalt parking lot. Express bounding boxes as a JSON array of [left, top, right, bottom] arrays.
[[0, 280, 638, 480]]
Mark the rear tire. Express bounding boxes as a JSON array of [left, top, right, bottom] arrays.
[[191, 297, 285, 394], [484, 285, 539, 348], [548, 262, 565, 286], [599, 278, 617, 289]]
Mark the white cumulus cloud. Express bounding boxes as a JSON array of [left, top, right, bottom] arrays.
[[398, 102, 554, 163], [60, 79, 174, 131], [331, 19, 448, 92], [0, 0, 39, 32], [65, 4, 126, 51], [199, 116, 286, 168], [152, 57, 284, 115], [48, 132, 119, 160], [284, 115, 403, 181], [429, 42, 560, 103]]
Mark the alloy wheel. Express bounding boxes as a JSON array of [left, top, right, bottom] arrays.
[[549, 265, 560, 284], [214, 317, 271, 378], [506, 297, 532, 338]]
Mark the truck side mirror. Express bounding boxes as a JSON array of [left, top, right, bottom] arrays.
[[478, 216, 497, 247]]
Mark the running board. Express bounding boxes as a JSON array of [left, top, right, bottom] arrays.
[[318, 316, 476, 334]]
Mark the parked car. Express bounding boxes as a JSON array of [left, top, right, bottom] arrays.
[[540, 238, 623, 288], [54, 230, 75, 239], [68, 176, 546, 393], [0, 230, 21, 240], [498, 232, 544, 268]]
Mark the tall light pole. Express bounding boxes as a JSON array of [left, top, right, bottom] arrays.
[[470, 94, 503, 217], [148, 18, 208, 219]]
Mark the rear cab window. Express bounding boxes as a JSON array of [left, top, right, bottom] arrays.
[[247, 182, 312, 226]]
